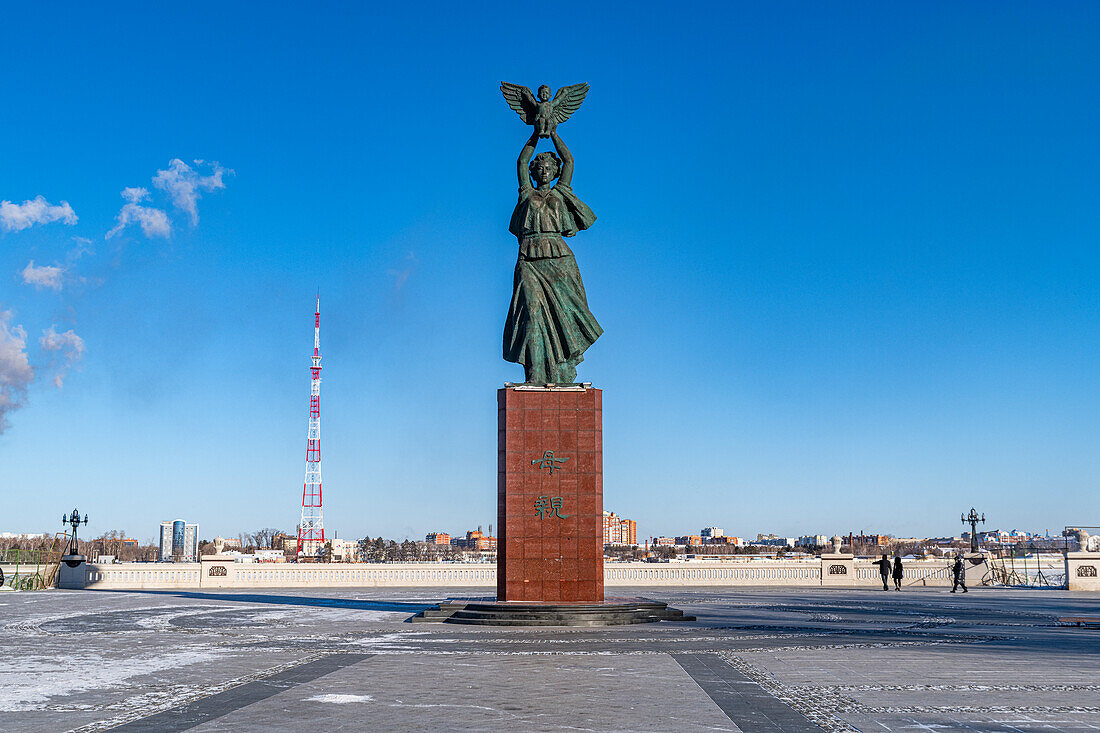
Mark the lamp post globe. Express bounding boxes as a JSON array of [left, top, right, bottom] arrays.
[[64, 509, 89, 556], [961, 508, 986, 554]]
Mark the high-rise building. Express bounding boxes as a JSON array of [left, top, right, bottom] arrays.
[[172, 520, 185, 558], [701, 527, 724, 539], [183, 523, 198, 562], [602, 511, 619, 544], [603, 511, 639, 546], [425, 532, 451, 546], [159, 519, 199, 561], [619, 519, 637, 545], [159, 522, 173, 561]]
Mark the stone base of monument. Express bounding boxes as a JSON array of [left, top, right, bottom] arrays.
[[497, 384, 605, 602], [408, 597, 694, 626]]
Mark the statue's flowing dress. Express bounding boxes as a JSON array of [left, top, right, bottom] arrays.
[[504, 180, 602, 384]]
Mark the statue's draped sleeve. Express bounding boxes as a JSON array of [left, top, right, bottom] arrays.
[[552, 183, 596, 237], [508, 183, 597, 239], [508, 186, 533, 238]]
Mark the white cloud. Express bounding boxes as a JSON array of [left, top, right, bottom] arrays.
[[39, 326, 85, 388], [67, 236, 94, 262], [153, 159, 228, 225], [0, 196, 78, 232], [21, 261, 65, 291], [0, 310, 34, 433], [388, 251, 418, 293], [122, 187, 149, 203], [106, 188, 170, 239]]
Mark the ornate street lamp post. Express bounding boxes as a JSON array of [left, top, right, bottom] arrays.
[[63, 509, 88, 556], [961, 508, 985, 554]]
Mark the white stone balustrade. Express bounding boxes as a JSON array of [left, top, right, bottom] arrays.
[[57, 556, 978, 590]]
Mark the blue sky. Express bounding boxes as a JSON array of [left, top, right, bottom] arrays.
[[2, 2, 1098, 544]]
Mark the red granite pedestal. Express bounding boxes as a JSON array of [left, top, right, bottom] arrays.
[[497, 384, 603, 603]]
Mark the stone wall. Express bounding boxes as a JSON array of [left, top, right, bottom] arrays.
[[1065, 552, 1100, 591], [58, 556, 975, 591]]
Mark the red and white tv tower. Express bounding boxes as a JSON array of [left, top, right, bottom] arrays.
[[296, 296, 325, 559]]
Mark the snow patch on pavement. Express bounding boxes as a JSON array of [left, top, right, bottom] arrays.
[[306, 693, 374, 704], [0, 648, 220, 711]]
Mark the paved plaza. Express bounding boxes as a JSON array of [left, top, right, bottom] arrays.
[[2, 586, 1098, 732]]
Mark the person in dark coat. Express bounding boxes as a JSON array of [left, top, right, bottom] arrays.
[[950, 553, 968, 593], [875, 553, 891, 590], [892, 555, 903, 590]]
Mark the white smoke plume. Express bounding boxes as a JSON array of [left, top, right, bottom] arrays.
[[0, 196, 78, 232], [39, 326, 85, 388], [0, 310, 34, 433], [106, 187, 170, 239], [153, 159, 228, 225], [21, 260, 66, 291]]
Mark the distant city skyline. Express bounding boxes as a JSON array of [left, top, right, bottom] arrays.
[[2, 3, 1099, 540]]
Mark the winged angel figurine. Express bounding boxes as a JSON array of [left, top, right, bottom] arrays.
[[500, 81, 589, 138]]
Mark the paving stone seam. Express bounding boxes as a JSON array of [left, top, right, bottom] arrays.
[[812, 684, 1100, 693], [673, 653, 826, 732], [713, 653, 860, 733], [776, 687, 1100, 718], [862, 705, 1100, 714], [708, 624, 1018, 640], [67, 653, 328, 732], [725, 661, 1100, 722], [342, 631, 1005, 645], [762, 603, 1056, 620], [707, 638, 995, 653], [30, 684, 238, 714], [234, 637, 998, 657]]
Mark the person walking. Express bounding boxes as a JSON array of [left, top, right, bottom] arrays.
[[892, 555, 904, 590], [950, 553, 968, 593], [876, 553, 891, 590]]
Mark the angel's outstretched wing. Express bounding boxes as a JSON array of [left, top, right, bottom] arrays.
[[551, 83, 590, 125], [500, 82, 538, 125]]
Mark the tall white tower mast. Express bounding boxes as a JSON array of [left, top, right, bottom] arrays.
[[296, 296, 325, 558]]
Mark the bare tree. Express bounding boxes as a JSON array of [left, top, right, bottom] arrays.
[[249, 528, 281, 550]]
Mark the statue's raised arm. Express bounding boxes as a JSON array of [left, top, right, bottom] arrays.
[[549, 130, 574, 187], [517, 130, 539, 189]]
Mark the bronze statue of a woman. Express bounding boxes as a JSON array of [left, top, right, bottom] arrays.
[[503, 128, 602, 384]]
